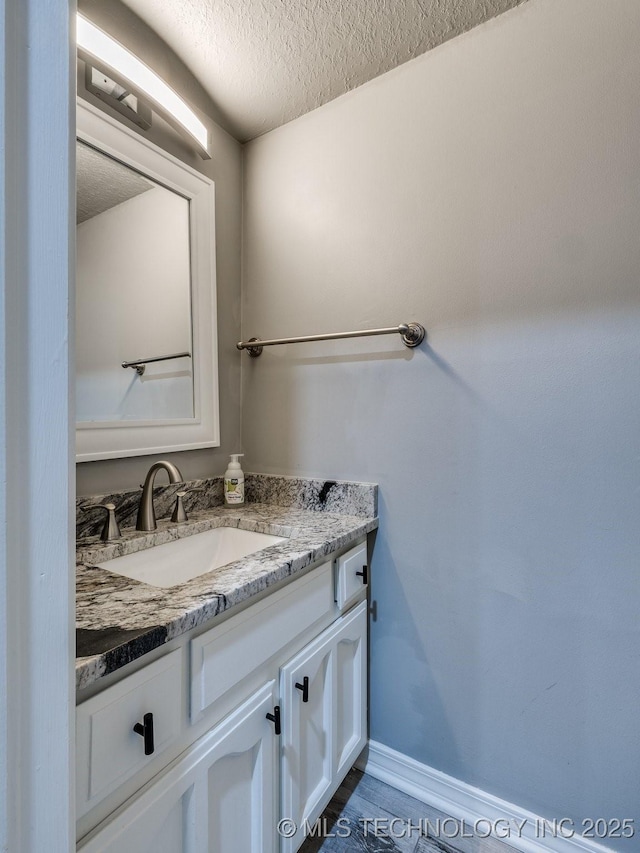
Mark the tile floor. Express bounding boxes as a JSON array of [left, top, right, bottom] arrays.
[[299, 769, 518, 853]]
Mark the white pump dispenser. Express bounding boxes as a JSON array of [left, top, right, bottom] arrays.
[[224, 453, 245, 506]]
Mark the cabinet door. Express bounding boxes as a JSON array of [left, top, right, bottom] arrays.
[[280, 600, 368, 853], [78, 681, 278, 853], [334, 542, 368, 611], [280, 629, 335, 853], [206, 681, 279, 853], [76, 649, 182, 817], [333, 601, 368, 780]]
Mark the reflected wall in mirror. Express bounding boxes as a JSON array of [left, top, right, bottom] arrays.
[[76, 100, 219, 462], [77, 141, 194, 421]]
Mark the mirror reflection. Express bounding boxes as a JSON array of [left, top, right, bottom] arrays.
[[76, 140, 194, 423]]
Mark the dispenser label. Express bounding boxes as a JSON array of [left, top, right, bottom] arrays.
[[225, 478, 244, 504]]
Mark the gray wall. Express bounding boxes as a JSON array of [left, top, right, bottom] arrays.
[[76, 0, 243, 496], [242, 0, 640, 843]]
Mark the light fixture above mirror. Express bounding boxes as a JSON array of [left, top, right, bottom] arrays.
[[76, 14, 210, 159]]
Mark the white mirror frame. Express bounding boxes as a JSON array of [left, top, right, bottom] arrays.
[[76, 100, 219, 462]]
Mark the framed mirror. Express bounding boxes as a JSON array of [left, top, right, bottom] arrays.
[[76, 100, 219, 461]]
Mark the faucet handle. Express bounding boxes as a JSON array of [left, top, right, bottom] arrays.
[[171, 488, 203, 523], [80, 502, 122, 542]]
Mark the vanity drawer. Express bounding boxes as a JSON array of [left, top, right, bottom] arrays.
[[190, 561, 333, 721], [76, 649, 182, 816], [334, 541, 368, 610]]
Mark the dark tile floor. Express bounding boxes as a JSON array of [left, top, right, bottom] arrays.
[[299, 769, 518, 853]]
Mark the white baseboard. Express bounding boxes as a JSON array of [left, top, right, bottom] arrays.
[[357, 741, 616, 853]]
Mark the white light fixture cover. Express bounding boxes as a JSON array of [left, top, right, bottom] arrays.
[[76, 14, 210, 158]]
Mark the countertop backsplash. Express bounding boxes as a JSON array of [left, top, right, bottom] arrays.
[[76, 477, 223, 539], [76, 473, 377, 540], [244, 474, 377, 517]]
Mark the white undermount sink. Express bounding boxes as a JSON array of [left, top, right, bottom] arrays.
[[96, 527, 287, 589]]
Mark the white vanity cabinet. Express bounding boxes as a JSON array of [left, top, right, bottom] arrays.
[[76, 539, 369, 853]]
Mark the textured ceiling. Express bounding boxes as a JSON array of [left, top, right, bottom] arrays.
[[77, 142, 153, 223], [121, 0, 527, 142]]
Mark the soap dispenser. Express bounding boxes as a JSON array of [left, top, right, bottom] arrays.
[[224, 453, 245, 506]]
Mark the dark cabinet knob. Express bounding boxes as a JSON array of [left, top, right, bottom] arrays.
[[295, 676, 309, 703], [133, 712, 155, 755], [266, 705, 281, 735], [356, 565, 368, 585]]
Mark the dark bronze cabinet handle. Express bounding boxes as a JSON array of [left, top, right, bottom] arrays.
[[295, 676, 309, 703], [266, 705, 281, 735], [356, 565, 368, 585], [133, 712, 155, 755]]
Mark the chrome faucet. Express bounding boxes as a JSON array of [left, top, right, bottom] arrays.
[[136, 461, 184, 531]]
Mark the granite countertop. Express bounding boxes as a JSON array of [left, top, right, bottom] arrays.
[[76, 491, 378, 692]]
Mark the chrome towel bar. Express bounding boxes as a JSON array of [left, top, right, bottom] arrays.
[[237, 322, 425, 357], [122, 351, 191, 376]]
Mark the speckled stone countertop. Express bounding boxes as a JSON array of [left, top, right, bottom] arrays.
[[76, 476, 378, 692]]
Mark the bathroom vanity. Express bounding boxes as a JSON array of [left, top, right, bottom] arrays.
[[75, 476, 378, 852]]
